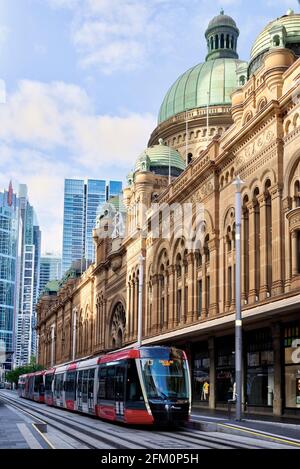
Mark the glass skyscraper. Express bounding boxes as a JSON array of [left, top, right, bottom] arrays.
[[62, 179, 123, 274], [108, 180, 123, 199], [39, 253, 62, 295], [15, 185, 41, 367], [0, 183, 19, 372]]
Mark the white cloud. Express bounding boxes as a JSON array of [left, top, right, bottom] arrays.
[[0, 80, 156, 253], [43, 0, 183, 73]]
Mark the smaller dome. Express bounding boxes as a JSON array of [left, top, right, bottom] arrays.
[[249, 12, 300, 75], [206, 9, 238, 32], [135, 139, 185, 177]]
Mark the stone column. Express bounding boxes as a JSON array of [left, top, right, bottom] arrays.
[[272, 323, 283, 417], [202, 253, 207, 318], [167, 266, 175, 328], [187, 253, 195, 323], [208, 238, 219, 317], [182, 262, 187, 323], [283, 197, 292, 291], [271, 185, 284, 296], [291, 231, 298, 277], [224, 240, 230, 311], [208, 337, 216, 409], [134, 278, 139, 339], [151, 275, 159, 334], [257, 193, 268, 299], [247, 202, 257, 304]]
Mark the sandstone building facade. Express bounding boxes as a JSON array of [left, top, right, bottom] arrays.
[[37, 10, 300, 418]]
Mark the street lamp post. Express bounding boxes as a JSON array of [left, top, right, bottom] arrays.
[[137, 254, 145, 348], [233, 175, 244, 421]]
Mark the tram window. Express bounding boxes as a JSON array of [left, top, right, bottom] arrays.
[[77, 371, 83, 395], [126, 360, 143, 402], [106, 367, 116, 400], [45, 374, 53, 392], [115, 366, 125, 400], [88, 369, 95, 396], [54, 374, 63, 397], [34, 375, 43, 393], [65, 371, 76, 401], [98, 367, 107, 400]]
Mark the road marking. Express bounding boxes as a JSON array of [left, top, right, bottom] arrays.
[[219, 423, 300, 447], [32, 424, 55, 449], [17, 423, 43, 449]]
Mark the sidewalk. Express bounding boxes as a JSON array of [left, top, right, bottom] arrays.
[[0, 398, 46, 449], [191, 407, 300, 444]]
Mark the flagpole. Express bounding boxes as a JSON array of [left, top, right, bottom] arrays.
[[206, 91, 210, 144], [186, 110, 188, 165], [169, 143, 171, 185]]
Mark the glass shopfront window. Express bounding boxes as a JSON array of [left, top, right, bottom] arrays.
[[246, 329, 274, 407], [216, 337, 235, 403], [193, 346, 209, 403], [284, 323, 300, 409]]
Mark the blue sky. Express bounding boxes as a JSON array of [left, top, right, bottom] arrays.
[[0, 0, 297, 254]]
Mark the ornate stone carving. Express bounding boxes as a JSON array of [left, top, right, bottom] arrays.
[[236, 129, 275, 168]]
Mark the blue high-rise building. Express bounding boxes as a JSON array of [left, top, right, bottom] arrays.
[[15, 184, 41, 367], [62, 179, 123, 274], [85, 180, 106, 264], [0, 182, 19, 372], [62, 179, 85, 276], [108, 180, 123, 199]]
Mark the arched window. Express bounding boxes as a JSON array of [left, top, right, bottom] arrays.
[[188, 153, 193, 165], [226, 34, 230, 48], [220, 34, 224, 48], [216, 35, 219, 49], [273, 35, 280, 47], [210, 37, 214, 51], [110, 302, 126, 349], [294, 181, 300, 207], [239, 75, 246, 86]]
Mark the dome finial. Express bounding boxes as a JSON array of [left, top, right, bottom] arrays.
[[220, 8, 224, 15], [286, 8, 294, 15]]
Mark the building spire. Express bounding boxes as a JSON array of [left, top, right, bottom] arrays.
[[8, 180, 13, 207]]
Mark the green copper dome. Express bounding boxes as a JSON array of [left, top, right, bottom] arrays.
[[249, 11, 300, 75], [158, 58, 247, 124], [158, 11, 247, 124], [135, 139, 185, 177], [207, 9, 238, 32]]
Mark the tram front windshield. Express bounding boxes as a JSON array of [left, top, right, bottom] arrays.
[[140, 358, 189, 400]]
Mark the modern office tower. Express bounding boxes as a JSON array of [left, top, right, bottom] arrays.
[[62, 179, 122, 274], [107, 180, 123, 199], [39, 253, 62, 295], [0, 182, 19, 373], [15, 184, 41, 366]]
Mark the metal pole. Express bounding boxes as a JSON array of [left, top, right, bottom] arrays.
[[51, 324, 55, 367], [169, 145, 171, 185], [186, 110, 188, 165], [206, 91, 210, 144], [72, 309, 77, 361], [137, 254, 145, 347], [233, 175, 244, 421]]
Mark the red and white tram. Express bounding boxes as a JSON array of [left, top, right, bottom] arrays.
[[18, 346, 191, 426]]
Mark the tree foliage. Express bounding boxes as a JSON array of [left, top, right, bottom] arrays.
[[5, 357, 43, 387]]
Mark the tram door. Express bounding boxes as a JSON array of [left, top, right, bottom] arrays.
[[77, 370, 89, 413], [115, 365, 125, 420], [88, 369, 95, 414]]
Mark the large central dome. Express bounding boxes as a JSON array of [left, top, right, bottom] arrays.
[[158, 58, 247, 124], [158, 10, 247, 125]]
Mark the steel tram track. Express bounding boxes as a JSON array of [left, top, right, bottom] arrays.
[[0, 392, 281, 449], [0, 393, 147, 449]]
